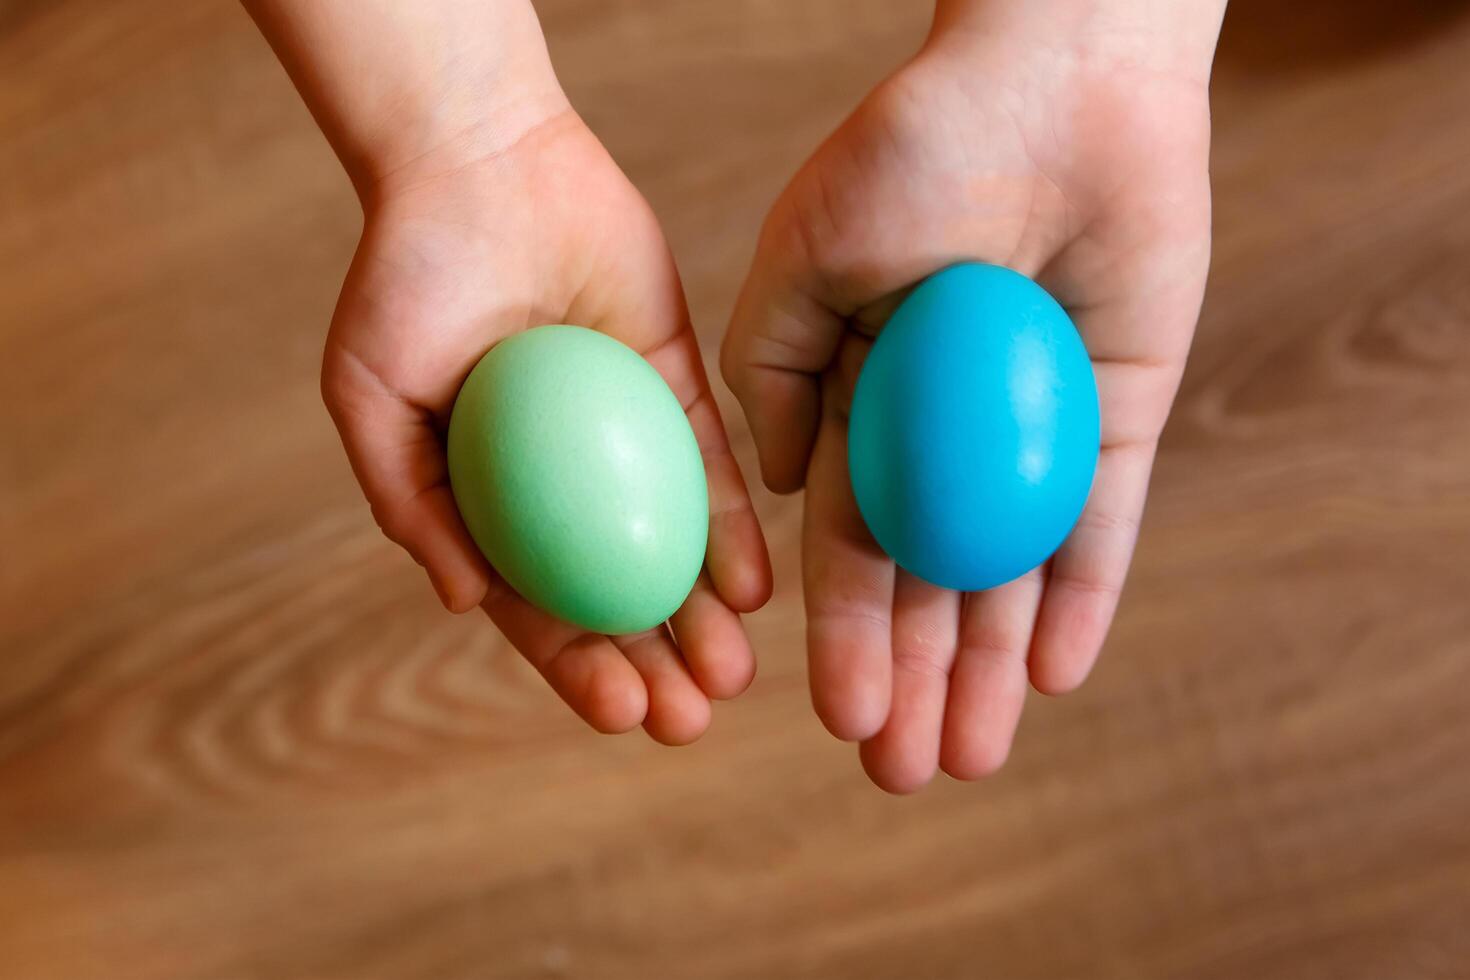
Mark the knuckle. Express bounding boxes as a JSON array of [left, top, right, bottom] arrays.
[[1075, 509, 1141, 536], [1051, 571, 1124, 600], [319, 349, 347, 412], [891, 645, 951, 682], [371, 501, 414, 551], [809, 566, 891, 615], [893, 617, 953, 669], [718, 333, 743, 393]]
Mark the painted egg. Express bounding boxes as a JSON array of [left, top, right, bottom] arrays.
[[447, 325, 708, 634], [847, 263, 1100, 592]]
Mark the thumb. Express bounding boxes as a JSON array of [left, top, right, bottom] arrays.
[[719, 202, 847, 495], [321, 338, 493, 614]]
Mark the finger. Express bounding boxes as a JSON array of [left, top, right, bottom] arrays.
[[322, 341, 493, 613], [1029, 441, 1157, 695], [940, 569, 1044, 780], [859, 573, 962, 795], [720, 212, 847, 493], [645, 330, 773, 613], [669, 572, 756, 701], [481, 575, 648, 734], [612, 627, 712, 746], [804, 381, 896, 742], [1030, 225, 1199, 696]]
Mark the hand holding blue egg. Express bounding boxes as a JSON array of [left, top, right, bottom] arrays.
[[847, 263, 1100, 591]]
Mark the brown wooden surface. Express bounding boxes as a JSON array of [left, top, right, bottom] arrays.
[[3, 1, 1470, 977]]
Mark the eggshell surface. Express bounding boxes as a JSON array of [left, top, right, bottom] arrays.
[[447, 325, 708, 634], [847, 263, 1100, 592]]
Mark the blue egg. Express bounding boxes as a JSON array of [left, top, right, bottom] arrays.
[[848, 263, 1100, 592]]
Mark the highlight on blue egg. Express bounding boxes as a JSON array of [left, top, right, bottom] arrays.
[[847, 262, 1100, 593]]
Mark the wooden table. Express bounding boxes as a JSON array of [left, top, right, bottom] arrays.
[[3, 1, 1468, 976]]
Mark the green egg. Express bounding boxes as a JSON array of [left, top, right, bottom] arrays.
[[447, 325, 708, 634]]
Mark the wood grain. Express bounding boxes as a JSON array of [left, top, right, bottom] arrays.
[[3, 1, 1469, 977]]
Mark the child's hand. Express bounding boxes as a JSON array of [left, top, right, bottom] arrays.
[[722, 0, 1225, 791], [331, 113, 770, 743], [247, 1, 771, 743]]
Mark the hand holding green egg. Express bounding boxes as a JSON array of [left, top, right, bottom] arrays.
[[317, 101, 771, 743]]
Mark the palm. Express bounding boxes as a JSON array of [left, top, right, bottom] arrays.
[[724, 44, 1212, 791], [325, 113, 770, 742]]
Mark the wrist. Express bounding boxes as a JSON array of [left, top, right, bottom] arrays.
[[930, 0, 1227, 82], [244, 0, 571, 202], [354, 68, 571, 207]]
